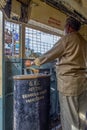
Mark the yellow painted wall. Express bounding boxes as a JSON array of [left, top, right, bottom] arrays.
[[80, 24, 87, 41], [29, 0, 67, 31], [10, 0, 21, 18]]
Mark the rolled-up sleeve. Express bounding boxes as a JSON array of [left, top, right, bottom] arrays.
[[34, 36, 66, 66]]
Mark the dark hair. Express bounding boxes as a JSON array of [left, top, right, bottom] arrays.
[[66, 17, 81, 31]]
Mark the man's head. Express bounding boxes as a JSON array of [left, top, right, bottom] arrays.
[[64, 16, 81, 34]]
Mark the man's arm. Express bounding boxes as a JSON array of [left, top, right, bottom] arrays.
[[25, 37, 66, 67]]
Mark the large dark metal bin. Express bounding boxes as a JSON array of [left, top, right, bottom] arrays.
[[13, 74, 50, 130]]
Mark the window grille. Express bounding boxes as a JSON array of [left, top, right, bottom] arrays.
[[4, 20, 20, 57], [25, 27, 60, 58], [4, 20, 61, 58]]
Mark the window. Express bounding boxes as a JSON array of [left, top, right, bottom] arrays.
[[4, 21, 20, 57], [25, 28, 60, 58], [4, 21, 61, 58]]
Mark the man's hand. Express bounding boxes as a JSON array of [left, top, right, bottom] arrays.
[[25, 60, 34, 67]]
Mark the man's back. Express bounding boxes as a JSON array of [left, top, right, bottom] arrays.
[[57, 32, 87, 96]]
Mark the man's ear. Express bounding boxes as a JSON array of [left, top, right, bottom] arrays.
[[68, 25, 74, 33], [67, 24, 70, 32]]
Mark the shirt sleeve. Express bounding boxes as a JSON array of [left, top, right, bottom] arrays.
[[34, 36, 66, 66]]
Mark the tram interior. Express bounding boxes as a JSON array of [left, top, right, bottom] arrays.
[[0, 0, 87, 130]]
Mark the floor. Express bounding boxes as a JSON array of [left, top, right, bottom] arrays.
[[50, 115, 62, 130]]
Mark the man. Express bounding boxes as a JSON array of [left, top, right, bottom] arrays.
[[25, 17, 87, 130]]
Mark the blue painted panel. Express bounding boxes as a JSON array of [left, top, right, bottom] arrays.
[[0, 97, 2, 130], [5, 58, 22, 130]]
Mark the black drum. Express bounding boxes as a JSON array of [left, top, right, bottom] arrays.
[[13, 74, 50, 130]]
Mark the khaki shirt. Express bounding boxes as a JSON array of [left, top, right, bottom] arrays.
[[34, 32, 87, 96]]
